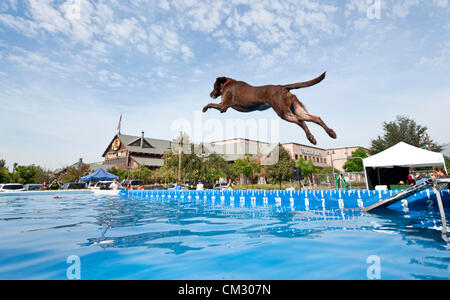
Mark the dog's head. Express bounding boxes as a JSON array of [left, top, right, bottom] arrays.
[[210, 77, 229, 99]]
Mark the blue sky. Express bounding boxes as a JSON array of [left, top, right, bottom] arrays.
[[0, 0, 449, 170]]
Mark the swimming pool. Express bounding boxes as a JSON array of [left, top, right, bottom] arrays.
[[0, 191, 448, 280]]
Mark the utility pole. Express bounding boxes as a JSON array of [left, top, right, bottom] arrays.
[[178, 132, 183, 183]]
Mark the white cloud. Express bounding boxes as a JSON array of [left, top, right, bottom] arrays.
[[392, 0, 420, 18], [105, 17, 147, 47], [159, 0, 170, 11], [0, 14, 39, 37], [6, 47, 73, 76], [238, 40, 263, 58], [433, 0, 448, 8]]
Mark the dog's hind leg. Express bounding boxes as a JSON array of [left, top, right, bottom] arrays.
[[291, 101, 337, 139], [278, 111, 317, 145]]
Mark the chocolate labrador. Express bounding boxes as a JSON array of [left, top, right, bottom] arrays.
[[203, 72, 336, 145]]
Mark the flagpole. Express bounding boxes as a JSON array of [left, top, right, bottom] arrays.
[[117, 114, 122, 135]]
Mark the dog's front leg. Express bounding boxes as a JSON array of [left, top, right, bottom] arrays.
[[203, 103, 225, 113]]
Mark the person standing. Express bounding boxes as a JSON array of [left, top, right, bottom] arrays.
[[226, 179, 234, 190], [40, 181, 49, 190], [175, 180, 183, 191], [125, 182, 133, 190], [49, 179, 61, 190], [196, 181, 204, 191], [432, 169, 447, 179], [110, 179, 120, 190]]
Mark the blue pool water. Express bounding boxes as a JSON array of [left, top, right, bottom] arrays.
[[0, 192, 448, 280]]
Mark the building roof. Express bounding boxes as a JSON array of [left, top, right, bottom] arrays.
[[103, 134, 172, 157], [282, 143, 367, 153], [88, 162, 105, 172], [130, 156, 165, 167], [326, 146, 367, 151], [211, 138, 271, 145], [281, 142, 326, 151]]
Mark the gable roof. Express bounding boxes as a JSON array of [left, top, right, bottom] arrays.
[[130, 156, 165, 167], [103, 134, 172, 157]]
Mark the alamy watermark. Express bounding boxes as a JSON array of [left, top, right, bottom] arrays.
[[66, 255, 81, 280], [170, 111, 281, 165], [366, 255, 381, 280], [64, 0, 82, 21], [367, 0, 382, 20]]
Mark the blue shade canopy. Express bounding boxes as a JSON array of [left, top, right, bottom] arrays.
[[80, 168, 119, 181]]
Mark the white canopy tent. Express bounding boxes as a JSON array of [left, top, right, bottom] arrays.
[[363, 142, 448, 189]]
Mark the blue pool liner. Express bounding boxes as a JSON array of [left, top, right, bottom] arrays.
[[120, 189, 450, 212]]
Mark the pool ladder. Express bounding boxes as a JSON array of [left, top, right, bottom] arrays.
[[363, 178, 449, 242]]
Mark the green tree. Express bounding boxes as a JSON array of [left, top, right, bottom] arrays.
[[445, 156, 450, 172], [232, 157, 260, 185], [12, 165, 44, 184], [370, 115, 442, 155], [153, 165, 177, 184], [319, 166, 340, 174], [31, 166, 50, 184], [266, 146, 295, 189], [181, 151, 202, 181], [296, 157, 317, 186], [343, 147, 369, 172], [0, 159, 12, 183], [108, 167, 129, 181], [61, 164, 91, 183], [200, 153, 230, 184], [129, 166, 152, 183]]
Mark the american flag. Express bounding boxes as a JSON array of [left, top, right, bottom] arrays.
[[117, 114, 122, 133]]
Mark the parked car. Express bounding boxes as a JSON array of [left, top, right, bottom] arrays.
[[121, 180, 144, 188], [184, 180, 213, 190], [202, 182, 214, 190], [88, 181, 116, 190], [183, 181, 197, 190], [60, 182, 87, 190], [213, 183, 228, 190], [24, 184, 42, 191], [151, 185, 167, 190], [0, 183, 25, 192]]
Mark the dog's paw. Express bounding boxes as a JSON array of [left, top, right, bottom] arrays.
[[202, 106, 209, 113], [328, 129, 337, 139], [307, 135, 317, 145]]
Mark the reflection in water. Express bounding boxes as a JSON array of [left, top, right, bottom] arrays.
[[84, 195, 449, 257]]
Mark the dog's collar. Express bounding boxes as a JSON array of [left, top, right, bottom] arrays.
[[221, 79, 233, 93]]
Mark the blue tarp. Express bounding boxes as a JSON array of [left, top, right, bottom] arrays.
[[80, 168, 118, 181]]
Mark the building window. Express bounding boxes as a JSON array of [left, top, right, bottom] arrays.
[[295, 154, 299, 160]]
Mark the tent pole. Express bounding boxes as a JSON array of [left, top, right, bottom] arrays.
[[363, 161, 369, 190], [443, 159, 448, 176]]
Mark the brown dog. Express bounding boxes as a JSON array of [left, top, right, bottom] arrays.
[[203, 72, 336, 145]]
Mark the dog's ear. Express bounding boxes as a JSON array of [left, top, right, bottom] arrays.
[[216, 77, 228, 85]]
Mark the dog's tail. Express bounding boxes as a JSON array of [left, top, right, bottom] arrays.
[[283, 72, 326, 91]]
